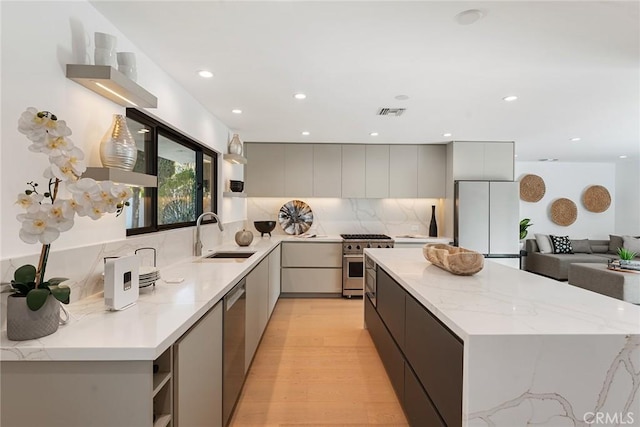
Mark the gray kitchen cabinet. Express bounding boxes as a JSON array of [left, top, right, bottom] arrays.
[[405, 294, 463, 427], [245, 143, 285, 196], [245, 256, 270, 372], [268, 245, 281, 318], [450, 141, 514, 181], [313, 144, 342, 197], [417, 145, 446, 198], [389, 145, 418, 198], [366, 144, 389, 198], [284, 144, 313, 196], [364, 293, 405, 403], [366, 266, 464, 427], [376, 267, 405, 352], [281, 242, 342, 294], [342, 144, 366, 198], [174, 301, 223, 427], [483, 142, 515, 180], [404, 365, 445, 427]]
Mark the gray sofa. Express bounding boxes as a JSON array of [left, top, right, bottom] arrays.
[[524, 239, 618, 280]]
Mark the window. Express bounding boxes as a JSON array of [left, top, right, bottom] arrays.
[[125, 109, 218, 235]]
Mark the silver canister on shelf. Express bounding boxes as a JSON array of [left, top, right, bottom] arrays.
[[228, 134, 243, 155], [100, 114, 138, 171]]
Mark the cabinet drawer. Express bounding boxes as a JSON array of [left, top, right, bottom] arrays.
[[404, 365, 445, 427], [376, 268, 405, 351], [405, 295, 463, 427], [281, 242, 342, 267], [281, 268, 342, 293], [364, 295, 404, 403]]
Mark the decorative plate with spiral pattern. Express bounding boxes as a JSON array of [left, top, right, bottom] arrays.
[[278, 200, 313, 235]]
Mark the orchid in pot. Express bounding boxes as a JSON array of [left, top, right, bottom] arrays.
[[7, 108, 132, 340]]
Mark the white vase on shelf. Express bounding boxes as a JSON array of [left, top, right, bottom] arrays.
[[99, 114, 137, 171], [117, 52, 137, 81], [94, 32, 117, 67], [228, 134, 243, 155]]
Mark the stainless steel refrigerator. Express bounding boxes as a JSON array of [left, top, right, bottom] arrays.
[[454, 181, 520, 258]]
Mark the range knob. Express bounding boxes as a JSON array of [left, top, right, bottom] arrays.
[[347, 245, 352, 250], [377, 244, 382, 248], [356, 245, 361, 250]]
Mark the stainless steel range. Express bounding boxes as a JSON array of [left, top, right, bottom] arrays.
[[340, 234, 394, 297]]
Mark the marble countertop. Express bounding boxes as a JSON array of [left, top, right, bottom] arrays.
[[393, 236, 452, 244], [1, 238, 283, 362], [365, 248, 640, 341]]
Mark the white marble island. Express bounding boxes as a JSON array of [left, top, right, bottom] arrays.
[[365, 248, 640, 427]]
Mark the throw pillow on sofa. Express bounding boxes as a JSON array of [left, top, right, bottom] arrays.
[[535, 233, 553, 253], [570, 239, 592, 254], [622, 236, 640, 254], [550, 235, 573, 254], [609, 234, 624, 254]]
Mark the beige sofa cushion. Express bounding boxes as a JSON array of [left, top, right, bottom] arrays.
[[622, 235, 640, 253]]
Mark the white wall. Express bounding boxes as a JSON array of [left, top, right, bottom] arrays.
[[515, 162, 617, 239], [0, 1, 244, 260], [614, 158, 640, 236]]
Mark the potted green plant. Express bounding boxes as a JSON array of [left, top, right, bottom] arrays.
[[519, 218, 533, 240], [8, 108, 132, 341], [618, 247, 638, 263]]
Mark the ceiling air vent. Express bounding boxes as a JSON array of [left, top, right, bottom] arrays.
[[376, 107, 406, 117]]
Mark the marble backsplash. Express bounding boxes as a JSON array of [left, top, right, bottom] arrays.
[[247, 197, 445, 237], [0, 220, 245, 312]]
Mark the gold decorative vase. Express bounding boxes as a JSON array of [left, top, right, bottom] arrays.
[[100, 114, 137, 171]]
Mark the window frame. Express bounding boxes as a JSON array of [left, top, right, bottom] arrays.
[[125, 108, 219, 236]]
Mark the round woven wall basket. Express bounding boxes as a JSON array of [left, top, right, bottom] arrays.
[[582, 185, 611, 213], [550, 198, 577, 226], [519, 174, 546, 202]]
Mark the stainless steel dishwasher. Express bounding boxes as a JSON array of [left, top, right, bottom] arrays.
[[223, 279, 246, 426]]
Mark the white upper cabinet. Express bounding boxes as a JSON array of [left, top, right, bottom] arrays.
[[366, 144, 390, 198], [342, 145, 366, 198], [284, 144, 313, 197], [313, 144, 342, 197], [389, 145, 418, 198], [245, 143, 285, 196], [418, 145, 446, 198], [451, 141, 514, 181]]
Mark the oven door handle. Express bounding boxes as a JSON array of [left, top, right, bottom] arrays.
[[343, 254, 364, 258]]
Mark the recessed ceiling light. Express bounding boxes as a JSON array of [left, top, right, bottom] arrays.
[[455, 9, 485, 25], [619, 155, 628, 159], [294, 93, 307, 100], [570, 137, 581, 142], [370, 132, 379, 136], [443, 133, 452, 137], [394, 95, 410, 101], [198, 70, 214, 78], [301, 131, 310, 136], [514, 154, 518, 158], [503, 95, 518, 102], [232, 109, 242, 114]]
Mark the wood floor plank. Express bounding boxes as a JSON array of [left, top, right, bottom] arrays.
[[230, 298, 408, 426]]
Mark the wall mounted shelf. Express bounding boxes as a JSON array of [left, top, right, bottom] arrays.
[[223, 192, 247, 198], [83, 167, 158, 187], [66, 64, 158, 108], [223, 153, 247, 164]]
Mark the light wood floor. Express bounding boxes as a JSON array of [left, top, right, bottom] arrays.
[[230, 298, 408, 426]]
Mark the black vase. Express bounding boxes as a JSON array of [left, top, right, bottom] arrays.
[[429, 205, 438, 237]]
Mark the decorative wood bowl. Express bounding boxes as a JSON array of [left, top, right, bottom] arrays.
[[423, 243, 484, 276]]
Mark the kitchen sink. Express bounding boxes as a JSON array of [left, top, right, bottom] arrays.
[[204, 251, 255, 259]]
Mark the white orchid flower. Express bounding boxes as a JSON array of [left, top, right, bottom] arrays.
[[18, 108, 72, 148], [50, 148, 86, 181], [111, 183, 133, 202], [43, 135, 74, 157], [43, 200, 74, 232], [67, 178, 101, 207], [16, 193, 43, 213], [85, 202, 107, 220], [17, 211, 61, 244]]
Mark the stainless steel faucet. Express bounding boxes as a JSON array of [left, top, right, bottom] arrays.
[[195, 212, 224, 256]]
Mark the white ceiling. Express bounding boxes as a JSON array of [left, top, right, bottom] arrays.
[[91, 1, 640, 162]]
